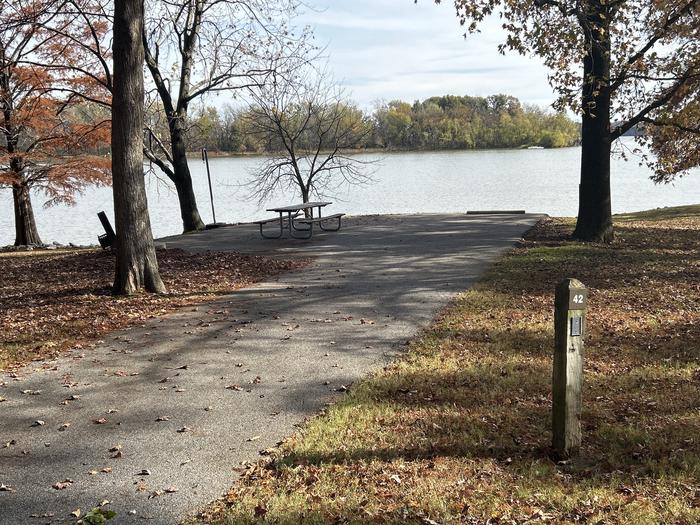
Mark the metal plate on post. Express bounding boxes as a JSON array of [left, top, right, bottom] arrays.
[[570, 316, 582, 337], [568, 289, 587, 310]]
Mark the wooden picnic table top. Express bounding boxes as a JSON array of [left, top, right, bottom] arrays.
[[267, 201, 332, 213]]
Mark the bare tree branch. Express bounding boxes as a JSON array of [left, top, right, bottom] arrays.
[[245, 65, 375, 207]]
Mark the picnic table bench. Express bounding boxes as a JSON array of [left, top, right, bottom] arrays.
[[255, 201, 344, 239]]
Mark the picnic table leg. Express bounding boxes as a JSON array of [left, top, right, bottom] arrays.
[[290, 210, 313, 239], [290, 211, 311, 232], [259, 213, 284, 239], [319, 215, 343, 231], [290, 225, 313, 239]]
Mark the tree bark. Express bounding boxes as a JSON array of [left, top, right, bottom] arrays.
[[300, 185, 311, 216], [12, 181, 42, 246], [169, 118, 205, 231], [112, 0, 165, 295], [573, 3, 614, 243], [142, 17, 205, 234]]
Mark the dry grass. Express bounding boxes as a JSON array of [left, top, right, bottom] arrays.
[[193, 206, 700, 525], [0, 248, 310, 371]]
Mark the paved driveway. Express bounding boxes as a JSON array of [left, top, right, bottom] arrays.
[[0, 214, 541, 525]]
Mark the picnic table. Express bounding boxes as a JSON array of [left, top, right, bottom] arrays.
[[255, 201, 344, 239]]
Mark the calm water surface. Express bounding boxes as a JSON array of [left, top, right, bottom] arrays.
[[2, 140, 700, 246]]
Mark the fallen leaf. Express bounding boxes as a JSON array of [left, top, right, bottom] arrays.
[[177, 426, 192, 433], [31, 420, 45, 427], [155, 416, 170, 422], [70, 509, 81, 518], [226, 384, 243, 391], [52, 479, 73, 490], [93, 418, 108, 425]]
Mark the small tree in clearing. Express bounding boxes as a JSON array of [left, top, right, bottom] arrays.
[[246, 70, 373, 208], [0, 0, 110, 246]]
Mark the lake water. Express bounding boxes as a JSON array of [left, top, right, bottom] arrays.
[[2, 139, 700, 246]]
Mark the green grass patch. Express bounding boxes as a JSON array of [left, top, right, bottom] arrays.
[[614, 204, 700, 222]]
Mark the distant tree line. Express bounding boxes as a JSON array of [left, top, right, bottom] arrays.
[[180, 94, 580, 154]]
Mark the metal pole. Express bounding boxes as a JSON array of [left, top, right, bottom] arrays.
[[202, 148, 216, 224]]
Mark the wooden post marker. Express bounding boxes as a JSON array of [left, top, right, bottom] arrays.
[[552, 278, 587, 456]]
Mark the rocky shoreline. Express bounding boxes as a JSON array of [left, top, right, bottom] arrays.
[[0, 242, 99, 252]]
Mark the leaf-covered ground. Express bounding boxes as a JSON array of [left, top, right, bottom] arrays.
[[0, 248, 310, 371], [194, 206, 700, 525]]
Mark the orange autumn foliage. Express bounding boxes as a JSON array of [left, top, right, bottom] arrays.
[[0, 0, 111, 212]]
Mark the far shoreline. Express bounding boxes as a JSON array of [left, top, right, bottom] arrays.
[[187, 143, 581, 159]]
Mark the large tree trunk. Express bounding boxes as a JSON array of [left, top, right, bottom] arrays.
[[169, 118, 205, 232], [573, 4, 613, 243], [12, 182, 42, 246], [112, 0, 165, 295]]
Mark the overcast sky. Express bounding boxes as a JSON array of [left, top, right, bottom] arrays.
[[299, 0, 557, 109]]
